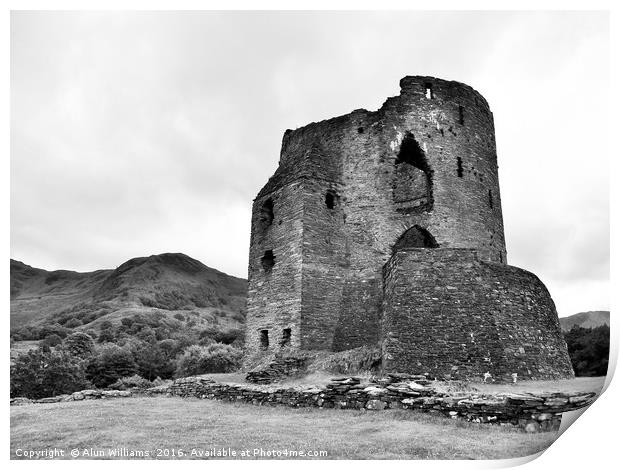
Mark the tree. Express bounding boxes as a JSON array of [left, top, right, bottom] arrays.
[[40, 333, 63, 349], [158, 338, 181, 358], [11, 348, 89, 399], [134, 342, 175, 380], [136, 326, 157, 344], [97, 328, 115, 343], [64, 318, 82, 329], [564, 325, 610, 377], [62, 332, 95, 358], [86, 344, 137, 388]]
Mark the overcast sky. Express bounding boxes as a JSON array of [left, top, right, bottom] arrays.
[[10, 11, 609, 316]]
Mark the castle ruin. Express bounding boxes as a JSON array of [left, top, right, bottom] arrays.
[[245, 76, 574, 381]]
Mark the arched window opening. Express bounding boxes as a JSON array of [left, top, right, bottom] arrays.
[[259, 198, 274, 228], [396, 133, 430, 173], [392, 225, 439, 253], [261, 250, 275, 273], [393, 133, 433, 213]]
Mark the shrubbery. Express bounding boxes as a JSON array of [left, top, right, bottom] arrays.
[[11, 305, 247, 397], [85, 344, 138, 388], [109, 374, 155, 390], [40, 333, 63, 349], [62, 332, 95, 357], [175, 343, 243, 377], [199, 326, 243, 346], [10, 348, 89, 399]]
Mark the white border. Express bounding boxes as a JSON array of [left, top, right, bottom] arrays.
[[3, 2, 617, 469]]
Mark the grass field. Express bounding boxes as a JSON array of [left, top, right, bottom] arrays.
[[11, 396, 559, 460]]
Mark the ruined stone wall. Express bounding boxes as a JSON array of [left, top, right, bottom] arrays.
[[381, 248, 574, 380], [246, 76, 516, 360], [299, 149, 349, 350], [144, 375, 596, 433], [246, 183, 304, 360]]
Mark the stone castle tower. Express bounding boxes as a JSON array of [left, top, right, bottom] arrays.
[[246, 76, 574, 381]]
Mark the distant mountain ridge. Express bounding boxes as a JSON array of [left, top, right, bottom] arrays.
[[10, 253, 247, 330], [559, 311, 610, 332]]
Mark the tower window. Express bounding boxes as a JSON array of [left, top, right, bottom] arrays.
[[259, 198, 274, 228], [488, 190, 494, 209], [392, 225, 439, 253], [458, 105, 465, 125], [281, 328, 291, 347], [325, 192, 336, 209], [393, 132, 434, 213], [396, 134, 431, 173], [425, 83, 434, 99], [457, 157, 464, 177], [260, 330, 269, 350], [261, 250, 275, 272]]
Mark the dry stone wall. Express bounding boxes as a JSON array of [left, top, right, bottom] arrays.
[[10, 389, 131, 405], [146, 375, 596, 433]]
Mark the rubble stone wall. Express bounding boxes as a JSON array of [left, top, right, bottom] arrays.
[[382, 249, 575, 380], [145, 376, 596, 433]]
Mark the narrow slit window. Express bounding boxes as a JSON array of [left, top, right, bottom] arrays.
[[457, 157, 464, 177], [425, 83, 434, 99], [325, 192, 336, 209], [259, 198, 274, 228], [260, 330, 269, 350], [281, 328, 291, 347], [458, 105, 465, 125], [499, 252, 503, 263], [261, 250, 275, 272], [488, 190, 494, 209]]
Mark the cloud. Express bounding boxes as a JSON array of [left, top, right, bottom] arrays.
[[10, 11, 609, 314]]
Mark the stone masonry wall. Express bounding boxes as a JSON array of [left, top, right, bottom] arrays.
[[246, 182, 304, 361], [381, 248, 575, 381], [246, 76, 510, 360]]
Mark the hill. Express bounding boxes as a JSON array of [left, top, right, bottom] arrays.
[[559, 311, 610, 332], [10, 254, 247, 336]]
